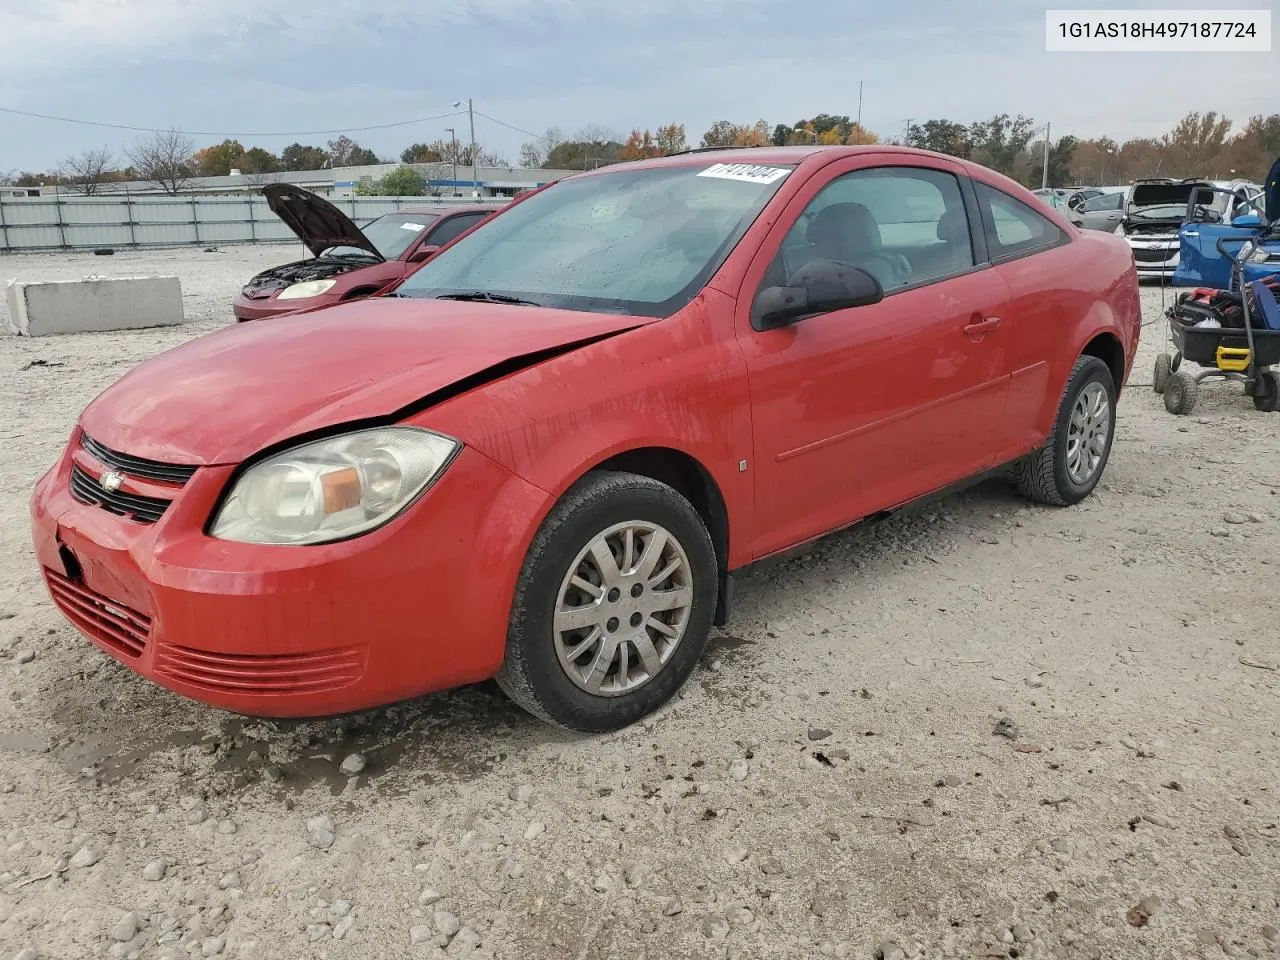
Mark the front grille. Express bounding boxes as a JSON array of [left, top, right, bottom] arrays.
[[154, 644, 366, 695], [1133, 247, 1177, 263], [70, 463, 171, 524], [81, 434, 198, 486], [44, 568, 150, 659]]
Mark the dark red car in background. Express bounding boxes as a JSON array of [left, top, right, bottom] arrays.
[[232, 185, 501, 321]]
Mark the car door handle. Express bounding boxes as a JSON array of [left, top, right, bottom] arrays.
[[1183, 230, 1199, 237], [963, 316, 1001, 337]]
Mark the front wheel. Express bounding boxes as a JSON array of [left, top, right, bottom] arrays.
[[1015, 356, 1117, 506], [1153, 352, 1172, 393], [1164, 370, 1199, 415], [1253, 370, 1280, 413], [495, 471, 717, 732]]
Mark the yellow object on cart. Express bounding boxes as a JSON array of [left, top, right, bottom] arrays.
[[1216, 346, 1251, 372]]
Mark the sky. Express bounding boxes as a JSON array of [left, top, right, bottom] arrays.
[[1, 0, 1276, 172]]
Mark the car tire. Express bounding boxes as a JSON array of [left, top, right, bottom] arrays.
[[1252, 370, 1280, 413], [1163, 370, 1199, 415], [1153, 352, 1172, 393], [1015, 355, 1117, 507], [495, 470, 717, 733]]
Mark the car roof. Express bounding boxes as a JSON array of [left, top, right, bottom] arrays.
[[574, 144, 967, 174]]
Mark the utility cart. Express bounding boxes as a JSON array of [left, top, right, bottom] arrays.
[[1155, 236, 1280, 415]]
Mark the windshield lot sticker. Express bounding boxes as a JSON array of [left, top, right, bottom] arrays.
[[400, 222, 426, 231], [697, 163, 790, 185]]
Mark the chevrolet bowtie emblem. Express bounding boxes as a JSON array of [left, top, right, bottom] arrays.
[[100, 470, 125, 493]]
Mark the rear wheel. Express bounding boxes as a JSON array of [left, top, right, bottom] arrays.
[[495, 471, 717, 732], [1253, 370, 1280, 413], [1163, 370, 1199, 415], [1015, 356, 1116, 506], [1153, 352, 1172, 393]]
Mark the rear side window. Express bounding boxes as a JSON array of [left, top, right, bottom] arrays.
[[974, 182, 1066, 260], [428, 212, 490, 247]]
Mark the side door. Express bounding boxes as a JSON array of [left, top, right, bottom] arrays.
[[1080, 193, 1124, 231], [737, 159, 1014, 560], [969, 179, 1092, 457]]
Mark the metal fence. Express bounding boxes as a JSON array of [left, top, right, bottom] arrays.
[[0, 195, 508, 254]]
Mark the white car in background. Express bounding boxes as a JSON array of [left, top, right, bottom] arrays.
[[1119, 178, 1260, 281]]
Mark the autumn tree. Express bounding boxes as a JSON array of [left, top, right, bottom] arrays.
[[906, 120, 973, 158], [654, 123, 687, 155], [700, 120, 770, 148], [192, 139, 246, 177], [544, 126, 623, 169], [239, 147, 280, 174], [126, 129, 196, 194], [620, 129, 660, 161], [401, 143, 444, 163], [1160, 111, 1232, 176], [280, 143, 330, 171], [1218, 114, 1280, 181], [60, 147, 116, 196], [326, 136, 380, 167], [844, 123, 878, 146]]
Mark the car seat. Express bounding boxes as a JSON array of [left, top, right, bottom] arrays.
[[805, 202, 904, 288], [935, 206, 973, 275]]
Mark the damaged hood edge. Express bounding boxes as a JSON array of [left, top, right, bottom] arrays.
[[262, 183, 383, 260]]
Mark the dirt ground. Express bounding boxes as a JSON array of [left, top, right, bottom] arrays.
[[1, 247, 1277, 960]]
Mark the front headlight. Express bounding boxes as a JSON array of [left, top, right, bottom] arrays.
[[210, 427, 459, 545], [277, 279, 337, 300]]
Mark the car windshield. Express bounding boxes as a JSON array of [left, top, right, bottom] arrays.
[[326, 213, 439, 260], [396, 162, 795, 317], [1129, 204, 1187, 221]]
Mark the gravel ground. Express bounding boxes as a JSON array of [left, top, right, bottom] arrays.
[[1, 248, 1277, 960]]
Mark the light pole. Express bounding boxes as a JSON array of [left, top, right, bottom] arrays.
[[445, 127, 458, 196], [1041, 121, 1052, 190], [903, 118, 915, 146], [452, 99, 478, 201]]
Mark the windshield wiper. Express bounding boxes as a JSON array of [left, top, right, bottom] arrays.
[[435, 291, 543, 307]]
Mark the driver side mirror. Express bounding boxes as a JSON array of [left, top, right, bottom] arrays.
[[409, 244, 441, 264], [752, 260, 884, 331]]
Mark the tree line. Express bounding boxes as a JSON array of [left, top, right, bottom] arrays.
[[5, 110, 1277, 197]]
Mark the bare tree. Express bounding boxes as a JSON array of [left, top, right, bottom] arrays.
[[60, 147, 116, 196], [126, 129, 196, 194], [0, 169, 15, 185]]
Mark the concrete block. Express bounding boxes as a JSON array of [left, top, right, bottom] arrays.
[[4, 276, 183, 336]]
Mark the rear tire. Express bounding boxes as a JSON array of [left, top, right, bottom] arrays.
[[495, 471, 717, 733], [1163, 370, 1199, 415], [1153, 352, 1172, 393], [1253, 370, 1280, 413], [1015, 356, 1117, 507]]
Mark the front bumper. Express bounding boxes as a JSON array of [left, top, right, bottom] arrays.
[[1128, 239, 1180, 278], [30, 433, 549, 717], [231, 292, 340, 322]]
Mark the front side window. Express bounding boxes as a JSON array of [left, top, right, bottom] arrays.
[[758, 165, 975, 295], [397, 162, 794, 317], [427, 213, 490, 248], [974, 182, 1066, 260]]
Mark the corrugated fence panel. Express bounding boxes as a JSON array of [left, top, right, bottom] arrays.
[[0, 194, 509, 252]]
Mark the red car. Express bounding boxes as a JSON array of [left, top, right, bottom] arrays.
[[32, 146, 1141, 732], [232, 185, 501, 321]]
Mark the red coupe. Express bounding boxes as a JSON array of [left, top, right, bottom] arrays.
[[32, 146, 1141, 732], [232, 184, 501, 321]]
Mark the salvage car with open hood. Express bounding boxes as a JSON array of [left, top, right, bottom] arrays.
[[32, 146, 1140, 733], [1120, 178, 1259, 280], [232, 184, 500, 320]]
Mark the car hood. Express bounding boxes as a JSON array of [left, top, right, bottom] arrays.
[[263, 183, 382, 260], [1127, 181, 1208, 214], [78, 297, 656, 465]]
